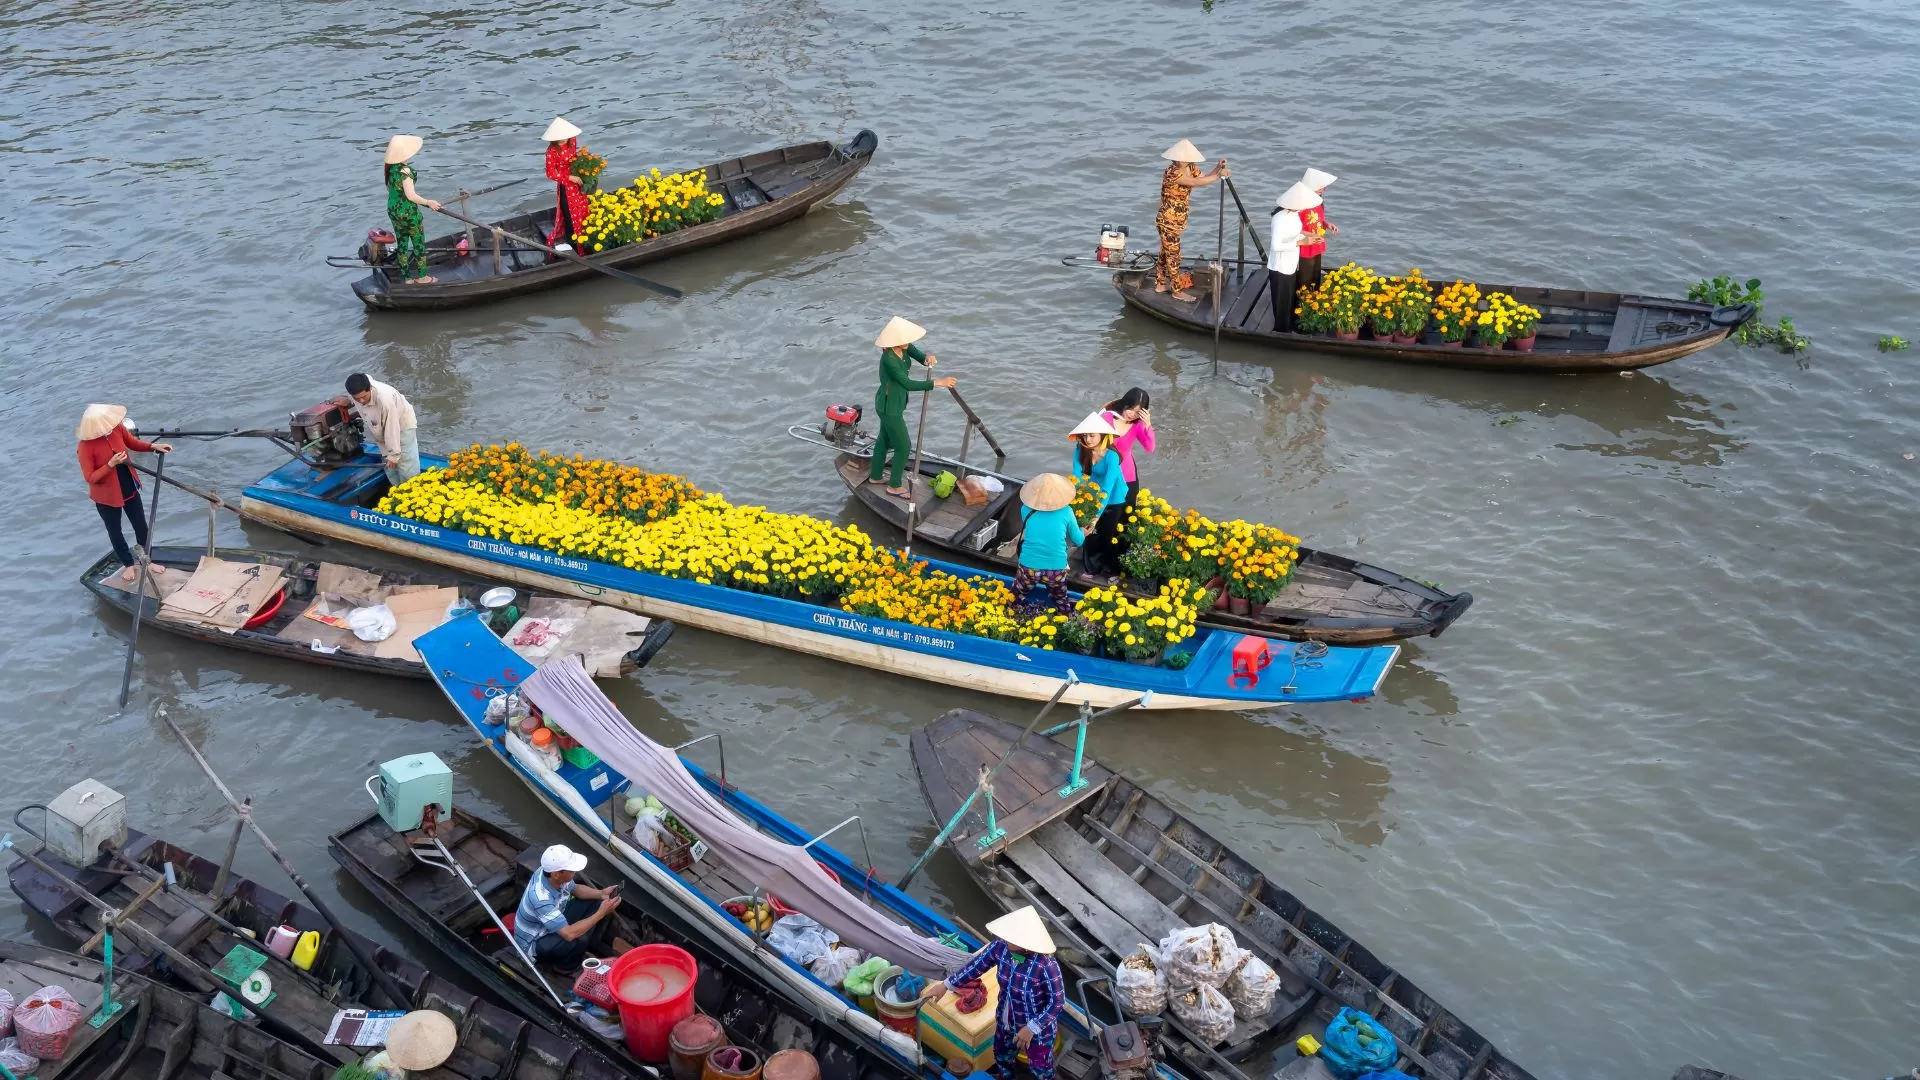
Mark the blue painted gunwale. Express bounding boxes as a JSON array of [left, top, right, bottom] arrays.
[[244, 452, 1396, 706]]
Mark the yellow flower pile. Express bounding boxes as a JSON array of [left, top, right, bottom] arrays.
[[839, 549, 1022, 640], [1119, 489, 1301, 599], [1295, 261, 1379, 334], [441, 443, 703, 524], [1218, 519, 1300, 604], [1432, 280, 1482, 342], [1074, 580, 1207, 660], [573, 167, 727, 252], [1476, 291, 1540, 346]]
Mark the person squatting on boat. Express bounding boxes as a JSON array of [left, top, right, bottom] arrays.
[[76, 404, 174, 582], [542, 116, 591, 249], [868, 316, 956, 498], [512, 844, 628, 967], [1295, 166, 1336, 292], [919, 907, 1066, 1080], [1100, 387, 1154, 509], [336, 373, 421, 486], [1011, 473, 1084, 618], [1154, 139, 1229, 302], [1269, 181, 1318, 334], [383, 134, 441, 284], [1069, 412, 1129, 577]]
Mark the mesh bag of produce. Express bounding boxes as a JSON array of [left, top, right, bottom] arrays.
[[1167, 983, 1235, 1046], [14, 985, 82, 1060], [0, 1037, 38, 1075], [1158, 923, 1248, 990], [1115, 944, 1167, 1015], [1223, 953, 1280, 1017]]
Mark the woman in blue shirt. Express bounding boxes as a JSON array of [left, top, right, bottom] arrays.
[[1012, 473, 1084, 616], [1069, 412, 1129, 577]]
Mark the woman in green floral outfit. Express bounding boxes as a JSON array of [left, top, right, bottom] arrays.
[[383, 134, 442, 284]]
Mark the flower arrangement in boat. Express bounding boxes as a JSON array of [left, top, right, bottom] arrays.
[[439, 443, 704, 525], [838, 549, 1022, 639], [1074, 580, 1207, 660], [1431, 280, 1482, 343], [1218, 518, 1299, 604], [1119, 490, 1222, 584], [573, 168, 727, 252], [1300, 262, 1379, 335], [1069, 478, 1106, 530], [573, 147, 608, 194], [1475, 291, 1539, 348], [1393, 268, 1433, 338]]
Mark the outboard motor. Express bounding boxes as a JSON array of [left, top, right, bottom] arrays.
[[1096, 224, 1129, 265], [822, 403, 864, 447], [289, 400, 366, 466], [362, 227, 397, 266]]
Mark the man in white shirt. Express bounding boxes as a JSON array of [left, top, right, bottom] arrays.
[[336, 372, 420, 485], [1268, 182, 1318, 334]]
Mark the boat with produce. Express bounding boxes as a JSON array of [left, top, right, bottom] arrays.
[[815, 446, 1470, 646], [344, 130, 878, 311], [411, 618, 1143, 1080], [239, 444, 1399, 709], [1111, 260, 1756, 373], [83, 545, 674, 680], [5, 793, 632, 1079], [912, 709, 1540, 1080]]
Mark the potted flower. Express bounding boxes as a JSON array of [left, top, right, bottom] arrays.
[[1365, 277, 1398, 341], [1475, 290, 1527, 350], [1432, 280, 1481, 348], [1394, 269, 1432, 344], [1503, 295, 1542, 351], [1321, 262, 1376, 340], [1057, 615, 1098, 655], [574, 147, 608, 194]]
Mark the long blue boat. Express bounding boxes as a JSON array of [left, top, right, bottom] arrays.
[[241, 451, 1397, 710]]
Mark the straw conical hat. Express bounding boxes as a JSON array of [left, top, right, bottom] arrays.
[[874, 316, 927, 349], [76, 403, 127, 440], [384, 134, 422, 165], [1301, 167, 1337, 190], [985, 906, 1055, 955], [384, 1010, 458, 1070], [1275, 182, 1321, 212], [1020, 473, 1076, 512], [542, 116, 582, 142], [1068, 411, 1118, 438], [1161, 139, 1205, 163]]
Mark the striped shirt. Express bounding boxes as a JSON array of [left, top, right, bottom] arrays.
[[947, 940, 1065, 1036], [513, 872, 575, 953]]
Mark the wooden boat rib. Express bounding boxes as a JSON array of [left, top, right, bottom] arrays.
[[82, 545, 674, 680], [827, 452, 1472, 646], [912, 710, 1539, 1080], [239, 452, 1399, 709], [1114, 264, 1756, 373], [6, 823, 631, 1079], [351, 130, 878, 310]]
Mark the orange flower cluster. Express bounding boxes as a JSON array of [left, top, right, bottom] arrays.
[[837, 549, 1021, 639], [1432, 280, 1482, 342], [440, 443, 704, 525]]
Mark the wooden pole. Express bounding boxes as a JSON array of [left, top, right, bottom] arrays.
[[1213, 182, 1226, 373], [210, 803, 247, 898], [117, 451, 166, 708], [902, 381, 934, 560]]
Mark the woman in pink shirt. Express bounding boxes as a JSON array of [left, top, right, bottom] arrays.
[[1100, 387, 1155, 510]]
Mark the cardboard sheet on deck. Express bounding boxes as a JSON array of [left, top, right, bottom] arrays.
[[507, 600, 653, 677], [374, 586, 460, 661], [159, 557, 286, 633], [313, 562, 385, 607], [105, 564, 190, 601]]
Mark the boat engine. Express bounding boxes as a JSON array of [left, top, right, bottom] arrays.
[[361, 227, 397, 266], [289, 400, 367, 467], [822, 402, 864, 447], [1095, 224, 1129, 265]]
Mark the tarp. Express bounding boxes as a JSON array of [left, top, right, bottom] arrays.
[[520, 656, 971, 977]]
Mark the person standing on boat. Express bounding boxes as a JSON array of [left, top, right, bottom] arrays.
[[542, 117, 591, 249], [76, 404, 174, 583], [1268, 183, 1316, 333], [335, 373, 420, 486], [1099, 388, 1154, 509], [383, 134, 441, 284], [1153, 140, 1229, 302], [1011, 474, 1084, 618], [1069, 412, 1129, 578], [512, 844, 626, 968], [868, 316, 956, 498], [1296, 167, 1337, 292], [919, 907, 1065, 1080]]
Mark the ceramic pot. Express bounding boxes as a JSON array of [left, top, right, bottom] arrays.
[[1509, 334, 1537, 352], [1334, 328, 1361, 341], [1229, 596, 1252, 615], [1393, 332, 1418, 344]]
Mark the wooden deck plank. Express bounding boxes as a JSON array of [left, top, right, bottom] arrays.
[[916, 711, 1116, 862], [1002, 839, 1141, 960], [1225, 269, 1268, 330], [1034, 822, 1186, 944]]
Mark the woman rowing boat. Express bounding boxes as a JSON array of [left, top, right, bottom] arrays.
[[1153, 139, 1229, 302], [382, 134, 442, 284]]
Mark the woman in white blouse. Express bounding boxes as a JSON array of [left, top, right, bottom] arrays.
[[1268, 182, 1319, 334]]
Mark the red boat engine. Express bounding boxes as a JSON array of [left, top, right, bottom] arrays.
[[289, 399, 366, 467], [363, 227, 398, 266], [822, 403, 864, 447]]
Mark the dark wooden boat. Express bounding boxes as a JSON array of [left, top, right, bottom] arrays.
[[912, 710, 1538, 1080], [7, 823, 632, 1079], [0, 936, 335, 1080], [1113, 264, 1756, 373], [350, 130, 878, 311], [83, 545, 674, 680], [330, 802, 920, 1080], [831, 455, 1470, 645]]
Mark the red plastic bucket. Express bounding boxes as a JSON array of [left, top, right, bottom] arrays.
[[608, 944, 699, 1061]]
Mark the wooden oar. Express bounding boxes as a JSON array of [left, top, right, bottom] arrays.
[[117, 451, 166, 708], [428, 204, 683, 298], [1222, 177, 1269, 264]]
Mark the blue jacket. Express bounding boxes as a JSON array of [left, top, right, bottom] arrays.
[[1018, 505, 1085, 572], [1071, 448, 1128, 510]]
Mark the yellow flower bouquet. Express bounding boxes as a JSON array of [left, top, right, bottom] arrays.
[[1120, 489, 1302, 608], [1475, 291, 1540, 349], [1074, 580, 1206, 661], [1432, 280, 1482, 344], [573, 167, 727, 252], [1069, 478, 1106, 530]]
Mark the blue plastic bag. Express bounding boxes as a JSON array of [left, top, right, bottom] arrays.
[[1321, 1007, 1398, 1080], [1356, 1072, 1414, 1080]]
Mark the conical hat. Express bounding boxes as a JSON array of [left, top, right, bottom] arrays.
[[1020, 473, 1076, 512], [1161, 139, 1205, 163], [1301, 167, 1336, 190], [985, 906, 1055, 954], [542, 116, 582, 142], [1275, 182, 1321, 211], [874, 316, 926, 349], [76, 403, 127, 440], [384, 1010, 458, 1070], [1069, 411, 1118, 438], [384, 134, 422, 165]]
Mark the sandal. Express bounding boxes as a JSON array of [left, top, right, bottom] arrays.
[[406, 275, 438, 284], [885, 487, 911, 499], [1172, 289, 1197, 302]]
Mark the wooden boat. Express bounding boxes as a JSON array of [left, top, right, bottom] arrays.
[[330, 800, 925, 1080], [912, 709, 1539, 1080], [0, 936, 337, 1080], [826, 452, 1472, 646], [82, 545, 675, 680], [239, 451, 1399, 709], [349, 131, 878, 311], [6, 819, 632, 1079], [1113, 264, 1757, 373]]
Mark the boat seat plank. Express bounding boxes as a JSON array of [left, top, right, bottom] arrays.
[[1225, 270, 1268, 331], [1002, 839, 1141, 960], [1033, 822, 1186, 945], [920, 715, 1114, 860]]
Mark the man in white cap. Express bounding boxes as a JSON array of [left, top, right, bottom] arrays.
[[1267, 182, 1319, 334], [543, 116, 590, 247], [512, 843, 624, 968], [869, 316, 956, 498], [1296, 167, 1337, 292], [918, 906, 1065, 1080], [1154, 139, 1230, 302]]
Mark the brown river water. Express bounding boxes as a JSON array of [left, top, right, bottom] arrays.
[[3, 1, 1918, 1077]]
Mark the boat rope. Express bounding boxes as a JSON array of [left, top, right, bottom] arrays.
[[1280, 640, 1329, 695]]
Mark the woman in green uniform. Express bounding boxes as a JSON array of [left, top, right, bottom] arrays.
[[869, 317, 956, 497], [383, 134, 442, 284]]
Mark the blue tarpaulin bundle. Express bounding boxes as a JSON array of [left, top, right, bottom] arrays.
[[1321, 1007, 1399, 1079]]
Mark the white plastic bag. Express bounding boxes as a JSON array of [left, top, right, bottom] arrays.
[[631, 807, 675, 857], [977, 476, 1005, 494], [766, 914, 839, 967], [0, 1037, 39, 1075], [1224, 953, 1280, 1017], [1168, 983, 1236, 1046], [13, 985, 82, 1059], [810, 945, 860, 987], [1158, 923, 1247, 990], [1115, 944, 1166, 1015], [347, 604, 397, 642]]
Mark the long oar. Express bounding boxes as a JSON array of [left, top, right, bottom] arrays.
[[1222, 177, 1268, 264], [126, 460, 323, 547], [428, 204, 682, 298], [902, 373, 936, 560], [117, 451, 167, 708]]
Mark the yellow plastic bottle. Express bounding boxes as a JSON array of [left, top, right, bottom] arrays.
[[291, 930, 321, 971]]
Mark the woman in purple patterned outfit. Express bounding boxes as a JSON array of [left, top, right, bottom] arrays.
[[919, 907, 1064, 1080]]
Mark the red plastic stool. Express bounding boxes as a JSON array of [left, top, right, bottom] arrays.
[[1229, 637, 1271, 689]]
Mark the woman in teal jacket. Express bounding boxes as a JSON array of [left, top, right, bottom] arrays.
[[869, 317, 955, 496], [1068, 412, 1129, 577], [1013, 473, 1085, 616]]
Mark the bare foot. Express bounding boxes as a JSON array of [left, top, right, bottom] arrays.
[[407, 275, 438, 284], [119, 565, 139, 583], [1153, 283, 1169, 293], [1172, 289, 1198, 302], [866, 478, 890, 487]]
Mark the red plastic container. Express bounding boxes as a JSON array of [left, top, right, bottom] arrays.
[[608, 944, 699, 1061]]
